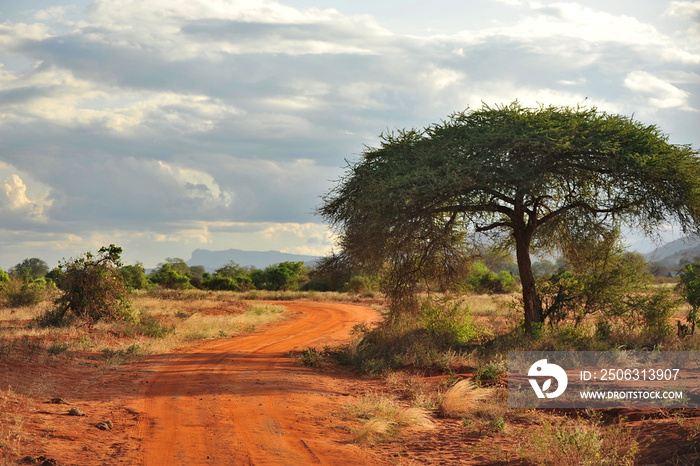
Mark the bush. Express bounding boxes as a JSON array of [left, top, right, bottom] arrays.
[[149, 267, 191, 289], [44, 245, 132, 325], [8, 258, 49, 282], [465, 262, 516, 294], [120, 263, 150, 289], [344, 275, 380, 294], [347, 296, 486, 372], [203, 274, 238, 291], [1, 278, 47, 308], [625, 287, 679, 344], [678, 262, 700, 335], [253, 262, 308, 291], [420, 297, 480, 346]]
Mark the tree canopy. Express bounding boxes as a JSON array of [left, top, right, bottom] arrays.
[[319, 102, 700, 332], [9, 258, 49, 282]]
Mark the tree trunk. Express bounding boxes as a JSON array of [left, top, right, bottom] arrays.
[[514, 227, 543, 334]]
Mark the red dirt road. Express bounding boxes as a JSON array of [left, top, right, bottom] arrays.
[[134, 301, 385, 465]]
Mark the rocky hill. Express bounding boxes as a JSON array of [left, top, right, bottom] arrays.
[[645, 236, 700, 269], [186, 248, 321, 271]]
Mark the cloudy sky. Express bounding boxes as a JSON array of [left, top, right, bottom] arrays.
[[0, 0, 698, 269]]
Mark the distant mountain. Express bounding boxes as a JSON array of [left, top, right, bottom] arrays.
[[187, 248, 322, 271], [645, 236, 700, 268]]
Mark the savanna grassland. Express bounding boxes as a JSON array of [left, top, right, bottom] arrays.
[[1, 288, 699, 465]]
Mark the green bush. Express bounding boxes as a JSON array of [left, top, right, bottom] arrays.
[[465, 262, 516, 294], [203, 274, 238, 291], [149, 267, 191, 289], [344, 275, 380, 294], [678, 262, 700, 335], [346, 297, 486, 372], [8, 258, 49, 282], [626, 287, 679, 344], [44, 245, 132, 325], [120, 263, 150, 289], [128, 312, 174, 338], [420, 297, 480, 346], [1, 278, 47, 308]]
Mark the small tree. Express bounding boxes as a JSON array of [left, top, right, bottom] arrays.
[[678, 262, 700, 335], [120, 262, 150, 289], [149, 258, 192, 289], [9, 258, 49, 282], [47, 245, 131, 325]]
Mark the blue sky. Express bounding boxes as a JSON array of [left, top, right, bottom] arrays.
[[0, 0, 698, 268]]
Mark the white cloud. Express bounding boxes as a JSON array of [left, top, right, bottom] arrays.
[[665, 1, 700, 42], [0, 64, 242, 133], [0, 173, 51, 222], [4, 174, 32, 210], [81, 0, 388, 59], [624, 70, 693, 110], [33, 6, 69, 21], [447, 2, 699, 65], [156, 160, 233, 209], [0, 21, 52, 50]]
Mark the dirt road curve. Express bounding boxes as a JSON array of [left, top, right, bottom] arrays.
[[134, 301, 384, 466]]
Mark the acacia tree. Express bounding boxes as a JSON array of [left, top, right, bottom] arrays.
[[319, 102, 700, 332]]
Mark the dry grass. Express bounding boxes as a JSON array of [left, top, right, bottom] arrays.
[[466, 293, 520, 334], [353, 417, 395, 444], [0, 293, 287, 363], [346, 392, 434, 444], [0, 387, 28, 463], [520, 416, 640, 465], [440, 380, 492, 418]]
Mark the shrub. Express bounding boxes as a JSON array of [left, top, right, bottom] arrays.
[[344, 275, 380, 294], [299, 347, 324, 367], [465, 262, 516, 294], [44, 245, 132, 325], [625, 287, 679, 344], [678, 262, 700, 335], [150, 267, 191, 290], [521, 418, 639, 465], [420, 297, 481, 346], [1, 278, 47, 308], [203, 274, 238, 291], [120, 263, 150, 289], [347, 297, 486, 371]]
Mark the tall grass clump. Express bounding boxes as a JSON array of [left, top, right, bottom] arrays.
[[440, 380, 492, 418], [346, 392, 433, 444]]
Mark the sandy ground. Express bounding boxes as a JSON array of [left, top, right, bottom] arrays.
[[2, 301, 700, 465], [135, 301, 386, 465]]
